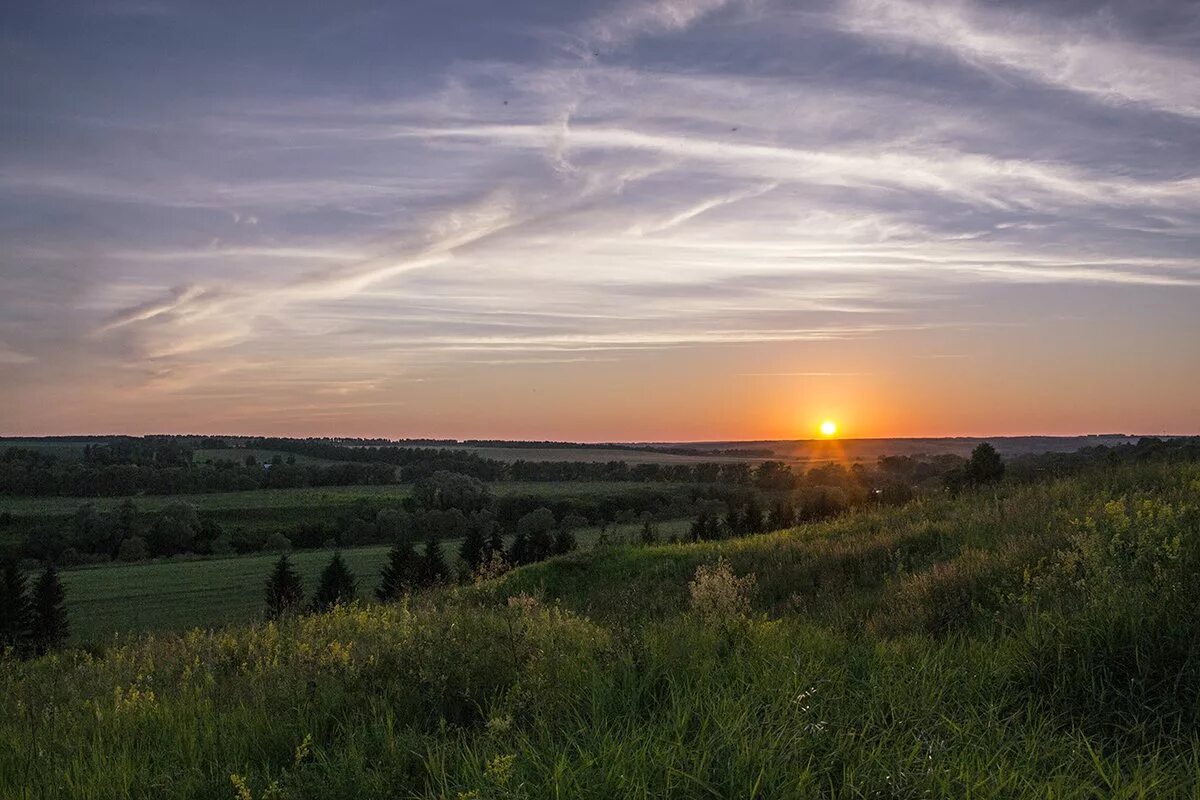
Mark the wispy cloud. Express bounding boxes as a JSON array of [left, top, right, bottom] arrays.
[[837, 0, 1200, 119]]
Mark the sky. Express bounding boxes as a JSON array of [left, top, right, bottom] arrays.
[[1, 0, 1198, 441]]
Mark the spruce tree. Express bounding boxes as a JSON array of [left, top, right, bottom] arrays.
[[309, 552, 357, 612], [485, 527, 506, 563], [30, 564, 68, 655], [419, 536, 449, 587], [264, 554, 304, 618], [376, 539, 418, 601], [0, 562, 31, 655], [458, 525, 486, 574]]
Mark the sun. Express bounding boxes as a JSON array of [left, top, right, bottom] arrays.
[[819, 420, 838, 437]]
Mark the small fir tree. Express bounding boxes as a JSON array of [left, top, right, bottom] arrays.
[[309, 552, 357, 612], [264, 554, 304, 618], [30, 564, 68, 655], [458, 525, 486, 574], [0, 562, 31, 655], [419, 536, 450, 587], [376, 539, 419, 601]]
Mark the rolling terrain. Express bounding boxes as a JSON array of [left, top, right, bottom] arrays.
[[3, 459, 1197, 798]]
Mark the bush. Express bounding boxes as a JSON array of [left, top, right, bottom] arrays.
[[117, 536, 149, 562]]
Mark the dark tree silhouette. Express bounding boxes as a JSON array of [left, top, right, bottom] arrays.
[[419, 536, 449, 587], [0, 562, 31, 654], [30, 564, 68, 655], [553, 527, 576, 555], [509, 529, 531, 565], [309, 552, 357, 612], [967, 442, 1005, 486], [485, 527, 506, 563], [377, 539, 419, 601], [458, 525, 486, 574], [264, 554, 304, 618]]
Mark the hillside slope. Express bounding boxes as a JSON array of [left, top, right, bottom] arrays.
[[2, 461, 1198, 799]]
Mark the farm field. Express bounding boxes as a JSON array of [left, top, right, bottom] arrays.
[[0, 480, 688, 517], [57, 519, 691, 643]]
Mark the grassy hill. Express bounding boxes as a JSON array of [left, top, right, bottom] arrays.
[[2, 461, 1198, 798]]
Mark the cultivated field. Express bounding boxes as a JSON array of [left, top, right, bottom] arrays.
[[58, 519, 692, 643]]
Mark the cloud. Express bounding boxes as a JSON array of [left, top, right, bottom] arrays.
[[584, 0, 742, 49], [837, 0, 1200, 119]]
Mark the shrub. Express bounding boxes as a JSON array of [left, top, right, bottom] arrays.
[[689, 558, 755, 620]]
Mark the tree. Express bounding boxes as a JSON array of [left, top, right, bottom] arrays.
[[0, 562, 31, 654], [419, 536, 450, 587], [309, 553, 357, 612], [743, 497, 765, 534], [413, 470, 489, 512], [485, 526, 506, 563], [967, 442, 1005, 486], [459, 525, 486, 574], [509, 529, 531, 565], [376, 539, 418, 601], [264, 554, 304, 618], [517, 508, 557, 562], [30, 564, 68, 655], [768, 499, 795, 530], [117, 536, 149, 562], [554, 528, 577, 555]]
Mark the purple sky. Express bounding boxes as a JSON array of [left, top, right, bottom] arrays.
[[2, 0, 1198, 439]]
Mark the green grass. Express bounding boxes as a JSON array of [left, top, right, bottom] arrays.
[[57, 519, 691, 644], [3, 463, 1199, 798], [0, 480, 687, 516]]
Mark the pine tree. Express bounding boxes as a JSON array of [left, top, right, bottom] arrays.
[[309, 552, 357, 612], [689, 512, 707, 543], [0, 561, 31, 655], [458, 525, 486, 574], [485, 527, 506, 563], [376, 539, 418, 601], [419, 536, 449, 587], [264, 554, 304, 618], [30, 564, 68, 655]]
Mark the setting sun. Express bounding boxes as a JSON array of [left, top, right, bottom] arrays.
[[819, 420, 838, 437]]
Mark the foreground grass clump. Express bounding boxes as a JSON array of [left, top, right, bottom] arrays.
[[2, 461, 1199, 798], [0, 599, 607, 799]]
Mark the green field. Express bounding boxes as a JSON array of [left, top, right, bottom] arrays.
[[57, 519, 691, 643], [0, 480, 687, 517]]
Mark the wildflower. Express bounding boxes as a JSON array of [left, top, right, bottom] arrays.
[[293, 733, 313, 768], [230, 774, 252, 800], [485, 754, 516, 786]]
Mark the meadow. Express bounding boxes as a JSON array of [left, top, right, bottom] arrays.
[[57, 519, 692, 643], [2, 460, 1198, 798], [0, 480, 680, 517]]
